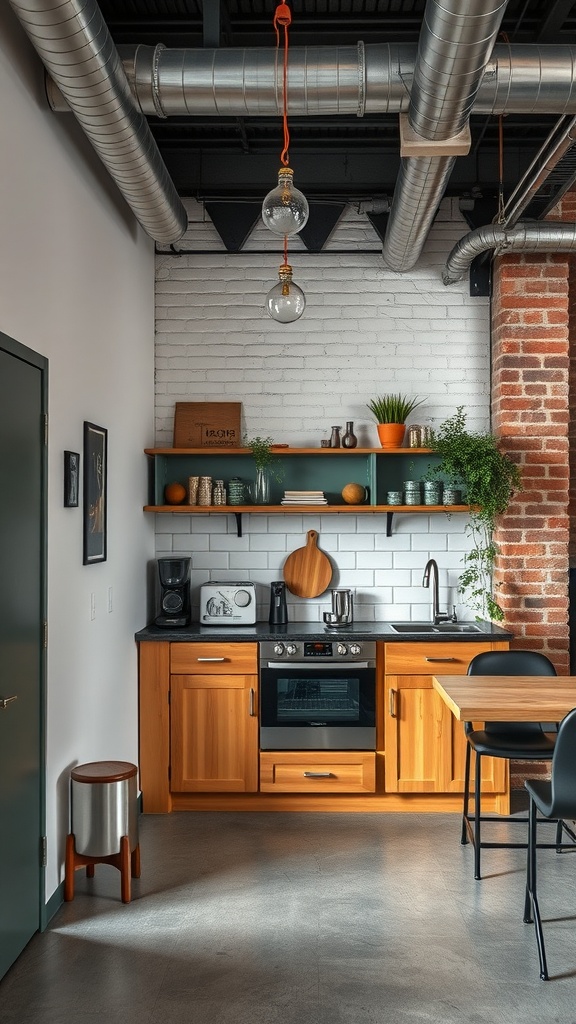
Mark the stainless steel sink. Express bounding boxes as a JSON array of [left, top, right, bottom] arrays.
[[390, 622, 482, 634]]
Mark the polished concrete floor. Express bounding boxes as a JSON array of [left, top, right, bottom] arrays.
[[2, 812, 576, 1023]]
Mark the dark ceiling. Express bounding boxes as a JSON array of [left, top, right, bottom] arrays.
[[97, 0, 576, 215]]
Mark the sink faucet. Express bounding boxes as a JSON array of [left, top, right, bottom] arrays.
[[422, 559, 457, 625]]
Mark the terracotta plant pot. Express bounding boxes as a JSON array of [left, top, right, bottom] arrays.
[[377, 423, 406, 449]]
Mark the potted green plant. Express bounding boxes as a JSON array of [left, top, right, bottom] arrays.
[[366, 393, 425, 448], [243, 435, 283, 504], [428, 407, 522, 622]]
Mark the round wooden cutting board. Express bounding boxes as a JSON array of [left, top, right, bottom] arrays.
[[283, 530, 333, 598]]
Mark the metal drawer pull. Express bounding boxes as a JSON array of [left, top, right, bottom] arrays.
[[389, 688, 397, 718], [425, 657, 457, 662], [0, 695, 17, 709], [249, 688, 256, 716], [304, 771, 334, 778], [268, 661, 370, 669], [197, 657, 226, 662]]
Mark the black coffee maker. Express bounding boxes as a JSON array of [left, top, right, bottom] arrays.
[[155, 557, 191, 627], [269, 580, 288, 625]]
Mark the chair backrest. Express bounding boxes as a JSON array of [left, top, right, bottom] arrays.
[[466, 649, 557, 736], [547, 708, 576, 818]]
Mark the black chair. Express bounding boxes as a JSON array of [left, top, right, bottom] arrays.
[[462, 650, 558, 879], [524, 707, 576, 980]]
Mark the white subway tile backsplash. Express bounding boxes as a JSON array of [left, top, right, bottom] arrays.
[[154, 198, 490, 621]]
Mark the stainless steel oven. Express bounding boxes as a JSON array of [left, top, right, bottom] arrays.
[[259, 640, 376, 750]]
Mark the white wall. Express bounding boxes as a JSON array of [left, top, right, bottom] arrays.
[[0, 7, 155, 900], [155, 199, 491, 622]]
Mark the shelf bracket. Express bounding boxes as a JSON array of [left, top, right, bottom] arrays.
[[234, 512, 243, 538], [386, 511, 394, 537]]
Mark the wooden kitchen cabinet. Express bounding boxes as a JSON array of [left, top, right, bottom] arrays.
[[383, 641, 508, 796], [170, 642, 259, 793]]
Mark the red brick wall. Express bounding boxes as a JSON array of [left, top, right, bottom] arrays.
[[491, 249, 570, 674]]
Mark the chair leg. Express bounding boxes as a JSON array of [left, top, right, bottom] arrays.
[[461, 742, 471, 845], [525, 796, 549, 980], [474, 752, 482, 880], [555, 817, 563, 853]]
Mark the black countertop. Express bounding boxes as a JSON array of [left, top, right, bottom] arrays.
[[135, 620, 514, 643]]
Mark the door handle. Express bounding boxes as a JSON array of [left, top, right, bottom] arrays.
[[425, 657, 457, 662], [303, 772, 334, 778], [197, 657, 226, 662], [389, 688, 397, 718], [249, 688, 256, 716], [0, 695, 17, 709]]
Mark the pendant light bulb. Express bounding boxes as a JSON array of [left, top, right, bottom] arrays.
[[266, 263, 306, 323], [262, 167, 309, 237]]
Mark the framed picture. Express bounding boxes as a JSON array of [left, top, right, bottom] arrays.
[[63, 451, 80, 507], [83, 422, 107, 564]]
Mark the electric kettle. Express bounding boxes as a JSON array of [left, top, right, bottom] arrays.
[[269, 581, 288, 625]]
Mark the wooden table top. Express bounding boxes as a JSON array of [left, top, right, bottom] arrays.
[[432, 675, 576, 721]]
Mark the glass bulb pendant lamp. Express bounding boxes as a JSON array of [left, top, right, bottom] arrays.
[[266, 263, 306, 323], [262, 167, 309, 237]]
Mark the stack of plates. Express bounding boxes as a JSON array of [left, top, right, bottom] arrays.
[[281, 490, 328, 505]]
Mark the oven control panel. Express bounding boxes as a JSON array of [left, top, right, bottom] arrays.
[[260, 640, 375, 664]]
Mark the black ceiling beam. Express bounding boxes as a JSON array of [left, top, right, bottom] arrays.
[[536, 0, 575, 41], [202, 0, 220, 47]]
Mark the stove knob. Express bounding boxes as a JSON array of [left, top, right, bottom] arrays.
[[285, 644, 297, 656], [273, 643, 285, 656], [337, 643, 348, 656], [349, 643, 361, 656]]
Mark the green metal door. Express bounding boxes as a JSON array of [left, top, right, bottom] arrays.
[[0, 335, 46, 979]]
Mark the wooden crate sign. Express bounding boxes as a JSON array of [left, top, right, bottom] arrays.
[[173, 402, 242, 447]]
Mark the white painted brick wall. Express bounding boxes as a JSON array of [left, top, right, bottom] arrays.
[[154, 198, 489, 622]]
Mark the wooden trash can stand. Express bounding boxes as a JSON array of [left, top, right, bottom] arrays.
[[65, 761, 141, 904]]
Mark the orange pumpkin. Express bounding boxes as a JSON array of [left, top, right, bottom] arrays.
[[164, 482, 187, 505]]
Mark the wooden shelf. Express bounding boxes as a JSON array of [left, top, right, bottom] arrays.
[[143, 446, 469, 535]]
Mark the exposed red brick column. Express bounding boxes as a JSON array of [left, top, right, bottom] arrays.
[[491, 251, 570, 673]]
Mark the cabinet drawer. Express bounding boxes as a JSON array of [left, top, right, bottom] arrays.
[[385, 642, 499, 676], [170, 642, 258, 674], [260, 751, 376, 793]]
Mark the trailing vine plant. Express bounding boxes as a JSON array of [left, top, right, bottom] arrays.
[[429, 407, 522, 622]]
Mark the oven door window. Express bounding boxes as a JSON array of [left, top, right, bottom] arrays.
[[260, 668, 375, 728]]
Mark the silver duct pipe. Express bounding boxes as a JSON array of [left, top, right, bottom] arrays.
[[124, 42, 410, 117], [8, 0, 187, 243], [112, 43, 576, 119], [442, 223, 576, 284], [382, 0, 508, 273]]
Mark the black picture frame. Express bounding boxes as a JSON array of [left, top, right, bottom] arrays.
[[83, 422, 107, 564], [63, 450, 80, 508]]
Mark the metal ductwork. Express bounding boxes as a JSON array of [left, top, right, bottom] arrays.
[[442, 223, 576, 284], [381, 0, 508, 273], [111, 42, 576, 120], [11, 0, 576, 265], [8, 0, 187, 244]]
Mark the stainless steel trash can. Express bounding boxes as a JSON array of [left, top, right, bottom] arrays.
[[71, 761, 138, 858]]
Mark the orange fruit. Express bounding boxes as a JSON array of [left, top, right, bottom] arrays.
[[164, 482, 187, 505], [342, 482, 366, 505]]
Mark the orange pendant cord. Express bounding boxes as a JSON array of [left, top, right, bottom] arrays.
[[273, 2, 292, 166]]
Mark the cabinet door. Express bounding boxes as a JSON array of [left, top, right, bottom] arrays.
[[171, 673, 258, 792], [384, 643, 507, 794]]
